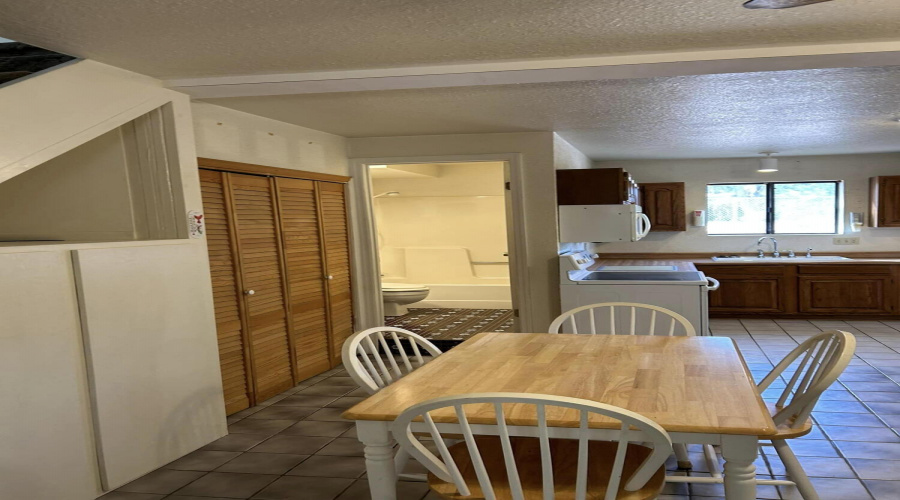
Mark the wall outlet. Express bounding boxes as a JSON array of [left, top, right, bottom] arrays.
[[833, 237, 860, 245]]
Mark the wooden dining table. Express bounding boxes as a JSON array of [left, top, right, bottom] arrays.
[[343, 332, 776, 500]]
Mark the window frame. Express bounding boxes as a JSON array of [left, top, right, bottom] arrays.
[[707, 180, 841, 236]]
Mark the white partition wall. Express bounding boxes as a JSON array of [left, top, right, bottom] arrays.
[[73, 243, 226, 490], [0, 251, 101, 500]]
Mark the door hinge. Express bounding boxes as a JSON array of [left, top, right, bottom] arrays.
[[513, 308, 519, 317], [505, 181, 511, 190]]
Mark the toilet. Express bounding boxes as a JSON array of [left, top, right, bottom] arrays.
[[381, 282, 430, 316]]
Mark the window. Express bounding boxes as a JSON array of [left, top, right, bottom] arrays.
[[707, 181, 840, 235]]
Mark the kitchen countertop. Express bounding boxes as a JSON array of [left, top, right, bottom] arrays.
[[590, 254, 900, 271]]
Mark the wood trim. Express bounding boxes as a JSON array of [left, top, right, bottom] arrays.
[[198, 157, 351, 184], [270, 176, 300, 384], [223, 172, 258, 406]]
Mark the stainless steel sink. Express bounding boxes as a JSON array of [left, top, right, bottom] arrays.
[[711, 256, 851, 262]]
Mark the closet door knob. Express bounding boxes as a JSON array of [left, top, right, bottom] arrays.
[[325, 275, 334, 280], [244, 289, 255, 295]]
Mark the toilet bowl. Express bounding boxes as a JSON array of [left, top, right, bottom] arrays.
[[382, 282, 430, 316]]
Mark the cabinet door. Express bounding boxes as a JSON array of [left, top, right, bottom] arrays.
[[641, 182, 686, 231], [275, 177, 332, 381], [199, 169, 253, 414], [799, 276, 894, 314], [318, 182, 354, 364], [877, 176, 900, 227], [228, 173, 295, 401], [697, 265, 793, 314]]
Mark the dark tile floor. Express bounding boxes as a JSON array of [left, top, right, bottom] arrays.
[[104, 318, 900, 500]]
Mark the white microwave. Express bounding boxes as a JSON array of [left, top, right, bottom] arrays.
[[558, 205, 652, 243]]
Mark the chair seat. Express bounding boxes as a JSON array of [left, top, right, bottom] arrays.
[[762, 402, 813, 440], [427, 436, 666, 500]]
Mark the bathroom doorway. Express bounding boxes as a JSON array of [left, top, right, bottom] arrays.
[[352, 158, 527, 348]]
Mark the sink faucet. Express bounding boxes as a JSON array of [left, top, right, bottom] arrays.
[[757, 237, 779, 258]]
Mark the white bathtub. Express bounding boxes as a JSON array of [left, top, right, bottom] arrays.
[[381, 246, 512, 309], [413, 283, 512, 309]]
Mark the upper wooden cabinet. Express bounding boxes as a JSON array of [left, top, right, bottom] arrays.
[[557, 168, 639, 205], [869, 176, 900, 227], [640, 182, 686, 231]]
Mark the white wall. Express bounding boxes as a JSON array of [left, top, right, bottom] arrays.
[[0, 128, 137, 241], [373, 162, 509, 283], [192, 101, 348, 175], [553, 134, 593, 255], [0, 60, 224, 498], [593, 154, 900, 254]]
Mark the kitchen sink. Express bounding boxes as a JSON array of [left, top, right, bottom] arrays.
[[711, 255, 851, 262]]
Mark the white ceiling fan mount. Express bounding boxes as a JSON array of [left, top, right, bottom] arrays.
[[743, 0, 834, 9]]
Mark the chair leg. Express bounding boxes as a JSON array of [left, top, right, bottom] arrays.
[[394, 446, 427, 482], [674, 443, 693, 469], [773, 439, 819, 500]]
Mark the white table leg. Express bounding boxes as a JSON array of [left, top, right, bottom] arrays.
[[357, 420, 397, 500], [721, 434, 758, 500]]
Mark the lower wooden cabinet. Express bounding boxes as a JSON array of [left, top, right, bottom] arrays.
[[696, 265, 795, 314], [698, 263, 898, 317], [799, 276, 893, 314], [798, 265, 896, 315]]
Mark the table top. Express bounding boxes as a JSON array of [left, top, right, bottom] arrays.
[[343, 332, 776, 436]]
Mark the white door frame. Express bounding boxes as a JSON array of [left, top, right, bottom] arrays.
[[347, 153, 532, 332]]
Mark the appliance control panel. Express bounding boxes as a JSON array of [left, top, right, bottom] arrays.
[[560, 251, 598, 280]]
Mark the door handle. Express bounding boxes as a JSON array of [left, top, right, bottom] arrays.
[[325, 275, 334, 280], [244, 289, 256, 295]]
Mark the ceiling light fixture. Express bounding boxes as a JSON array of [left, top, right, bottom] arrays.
[[757, 152, 779, 173], [743, 0, 833, 9], [369, 164, 388, 169]]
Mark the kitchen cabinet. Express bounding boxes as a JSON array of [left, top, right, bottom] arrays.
[[697, 263, 898, 317], [199, 160, 353, 414], [557, 168, 639, 205], [798, 265, 896, 315], [640, 182, 686, 231], [870, 176, 900, 227], [696, 265, 795, 314]]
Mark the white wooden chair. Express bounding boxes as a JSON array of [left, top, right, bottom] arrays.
[[548, 302, 696, 336], [549, 302, 695, 469], [392, 393, 673, 500], [342, 326, 443, 481], [669, 330, 856, 500]]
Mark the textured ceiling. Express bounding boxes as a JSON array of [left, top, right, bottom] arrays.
[[1, 0, 899, 78], [206, 66, 900, 159]]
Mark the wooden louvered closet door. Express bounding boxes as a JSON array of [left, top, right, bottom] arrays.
[[275, 178, 332, 380], [318, 182, 354, 364], [227, 173, 296, 402], [199, 170, 253, 414]]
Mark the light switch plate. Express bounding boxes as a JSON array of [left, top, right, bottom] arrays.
[[833, 237, 860, 245]]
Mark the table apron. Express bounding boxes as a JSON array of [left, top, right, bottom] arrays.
[[414, 421, 729, 445]]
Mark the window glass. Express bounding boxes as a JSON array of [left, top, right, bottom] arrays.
[[706, 181, 840, 235], [707, 183, 767, 234], [773, 182, 838, 234]]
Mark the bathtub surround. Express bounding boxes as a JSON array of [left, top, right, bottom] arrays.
[[592, 153, 900, 255]]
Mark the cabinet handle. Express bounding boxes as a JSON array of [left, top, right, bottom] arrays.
[[244, 289, 255, 295]]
